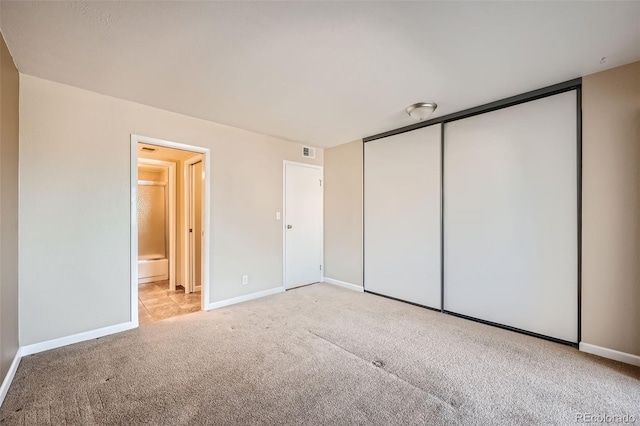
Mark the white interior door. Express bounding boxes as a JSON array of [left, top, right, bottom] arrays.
[[285, 162, 323, 289], [188, 160, 203, 294]]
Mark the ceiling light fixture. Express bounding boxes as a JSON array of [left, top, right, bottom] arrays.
[[406, 102, 437, 121]]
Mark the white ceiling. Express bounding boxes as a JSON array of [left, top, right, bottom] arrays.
[[1, 2, 639, 148]]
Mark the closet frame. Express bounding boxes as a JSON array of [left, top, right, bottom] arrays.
[[363, 78, 582, 347]]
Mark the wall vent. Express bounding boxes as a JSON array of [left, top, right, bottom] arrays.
[[302, 146, 315, 159], [141, 146, 157, 153]]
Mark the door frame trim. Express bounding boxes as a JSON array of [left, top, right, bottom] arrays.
[[131, 134, 211, 326], [282, 161, 324, 290]]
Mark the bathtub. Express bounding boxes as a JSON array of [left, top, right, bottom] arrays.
[[138, 254, 168, 284]]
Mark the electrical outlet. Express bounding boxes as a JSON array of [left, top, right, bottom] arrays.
[[242, 275, 248, 285]]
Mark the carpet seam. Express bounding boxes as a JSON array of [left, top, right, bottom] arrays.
[[306, 329, 456, 411]]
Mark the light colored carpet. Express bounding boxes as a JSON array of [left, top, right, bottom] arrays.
[[1, 283, 638, 425]]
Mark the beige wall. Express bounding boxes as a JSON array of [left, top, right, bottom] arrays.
[[323, 140, 363, 286], [582, 61, 640, 356], [0, 32, 20, 379], [138, 167, 166, 182], [19, 75, 322, 346]]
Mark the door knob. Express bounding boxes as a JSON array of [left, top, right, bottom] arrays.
[[287, 225, 293, 229]]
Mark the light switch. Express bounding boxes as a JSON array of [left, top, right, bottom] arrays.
[[276, 212, 281, 220]]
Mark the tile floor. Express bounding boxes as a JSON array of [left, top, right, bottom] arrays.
[[138, 280, 201, 325]]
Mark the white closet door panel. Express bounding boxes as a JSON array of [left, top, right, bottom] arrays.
[[364, 124, 441, 308], [444, 91, 578, 342]]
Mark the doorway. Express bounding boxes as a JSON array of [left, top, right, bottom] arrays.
[[283, 161, 323, 289], [131, 135, 210, 326], [137, 159, 176, 290]]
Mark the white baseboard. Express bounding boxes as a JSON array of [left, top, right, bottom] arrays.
[[579, 342, 640, 367], [206, 287, 284, 310], [0, 350, 21, 408], [20, 321, 137, 357], [322, 277, 364, 292]]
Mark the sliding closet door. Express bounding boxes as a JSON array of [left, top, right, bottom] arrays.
[[444, 91, 578, 343], [364, 124, 441, 309]]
